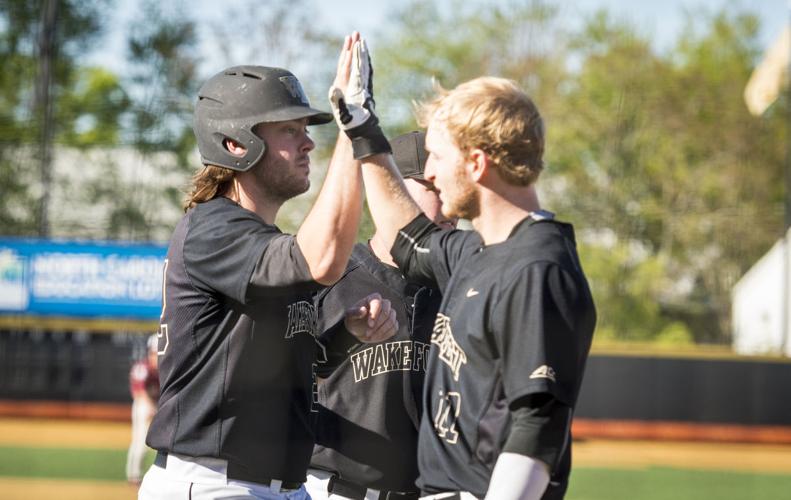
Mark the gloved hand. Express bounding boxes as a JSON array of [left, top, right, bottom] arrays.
[[329, 35, 391, 159]]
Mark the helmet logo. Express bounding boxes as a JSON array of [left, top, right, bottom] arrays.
[[279, 76, 309, 105]]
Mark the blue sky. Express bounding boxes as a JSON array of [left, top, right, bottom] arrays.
[[317, 0, 787, 49]]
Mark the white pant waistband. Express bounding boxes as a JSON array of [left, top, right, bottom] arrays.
[[420, 492, 478, 500], [157, 452, 229, 485], [155, 452, 300, 493], [307, 468, 385, 499]]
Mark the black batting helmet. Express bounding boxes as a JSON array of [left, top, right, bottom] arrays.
[[193, 66, 333, 172]]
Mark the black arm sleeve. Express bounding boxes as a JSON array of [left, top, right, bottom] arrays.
[[503, 394, 572, 473], [391, 213, 482, 292], [390, 213, 442, 287]]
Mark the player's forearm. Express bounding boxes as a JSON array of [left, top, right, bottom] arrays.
[[361, 153, 421, 251], [297, 133, 362, 285]]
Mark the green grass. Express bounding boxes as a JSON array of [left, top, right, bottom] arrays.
[[1, 446, 790, 500], [0, 446, 154, 482], [567, 467, 791, 500]]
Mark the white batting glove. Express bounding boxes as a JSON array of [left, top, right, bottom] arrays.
[[329, 37, 390, 159], [329, 38, 374, 130]]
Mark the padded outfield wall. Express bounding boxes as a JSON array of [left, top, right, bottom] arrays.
[[573, 351, 791, 443], [1, 332, 790, 443]]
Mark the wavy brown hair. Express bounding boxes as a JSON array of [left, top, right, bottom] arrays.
[[183, 165, 236, 211]]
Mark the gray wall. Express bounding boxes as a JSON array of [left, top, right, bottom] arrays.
[[576, 354, 791, 426], [2, 331, 790, 428]]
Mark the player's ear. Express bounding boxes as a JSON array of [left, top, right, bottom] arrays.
[[468, 148, 489, 182], [224, 138, 248, 157]]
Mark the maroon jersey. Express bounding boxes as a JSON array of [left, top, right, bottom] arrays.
[[130, 359, 160, 401]]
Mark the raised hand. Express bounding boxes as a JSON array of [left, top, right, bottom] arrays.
[[329, 32, 391, 159]]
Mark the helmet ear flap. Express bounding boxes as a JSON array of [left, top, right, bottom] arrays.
[[211, 125, 267, 172]]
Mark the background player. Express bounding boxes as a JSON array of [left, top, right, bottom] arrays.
[[329, 41, 597, 499], [305, 131, 456, 500], [126, 333, 159, 485], [139, 33, 397, 500]]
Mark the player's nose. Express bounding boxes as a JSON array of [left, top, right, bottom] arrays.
[[424, 157, 437, 181], [300, 134, 315, 153]]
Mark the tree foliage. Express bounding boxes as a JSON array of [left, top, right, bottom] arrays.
[[86, 0, 200, 241], [0, 0, 119, 236], [552, 9, 785, 343]]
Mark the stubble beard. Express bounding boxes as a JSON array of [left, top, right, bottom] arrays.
[[446, 175, 480, 221], [255, 155, 310, 204]]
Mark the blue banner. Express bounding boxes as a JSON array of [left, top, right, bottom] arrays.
[[0, 238, 167, 320]]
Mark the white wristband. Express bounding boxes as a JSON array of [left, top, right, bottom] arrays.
[[483, 452, 550, 500]]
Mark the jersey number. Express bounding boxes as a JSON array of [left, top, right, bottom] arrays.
[[434, 390, 461, 444], [157, 259, 169, 355]]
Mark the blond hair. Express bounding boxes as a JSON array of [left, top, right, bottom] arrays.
[[416, 77, 544, 186], [183, 165, 235, 211]]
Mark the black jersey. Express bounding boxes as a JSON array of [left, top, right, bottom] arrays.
[[311, 243, 442, 492], [392, 214, 596, 499], [146, 197, 324, 484]]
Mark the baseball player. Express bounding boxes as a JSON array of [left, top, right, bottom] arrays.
[[139, 33, 397, 499], [305, 131, 456, 500], [126, 334, 160, 485], [344, 43, 597, 499]]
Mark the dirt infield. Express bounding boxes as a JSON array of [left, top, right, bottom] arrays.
[[573, 439, 791, 474], [2, 417, 791, 475], [0, 477, 137, 500], [0, 417, 130, 448]]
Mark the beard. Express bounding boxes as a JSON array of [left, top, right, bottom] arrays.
[[254, 153, 310, 203], [443, 172, 480, 220]]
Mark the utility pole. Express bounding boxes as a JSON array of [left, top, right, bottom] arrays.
[[35, 0, 59, 238]]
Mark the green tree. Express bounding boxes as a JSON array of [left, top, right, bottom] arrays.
[[375, 0, 566, 135], [90, 0, 200, 241], [552, 9, 785, 343], [57, 68, 130, 147], [0, 0, 119, 236]]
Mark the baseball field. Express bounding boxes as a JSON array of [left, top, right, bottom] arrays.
[[0, 417, 789, 500]]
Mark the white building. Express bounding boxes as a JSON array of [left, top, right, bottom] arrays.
[[731, 229, 791, 357], [7, 146, 187, 242]]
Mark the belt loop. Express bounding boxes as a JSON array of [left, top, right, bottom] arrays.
[[328, 475, 367, 499], [154, 450, 168, 468], [269, 478, 282, 494]]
